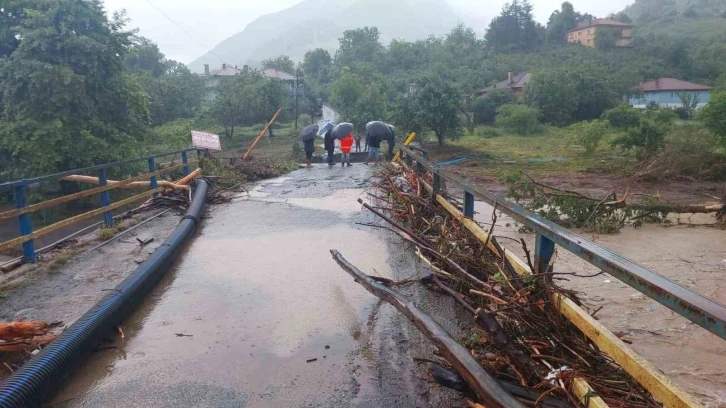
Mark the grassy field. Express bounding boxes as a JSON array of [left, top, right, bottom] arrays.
[[150, 116, 313, 162], [422, 126, 637, 179]]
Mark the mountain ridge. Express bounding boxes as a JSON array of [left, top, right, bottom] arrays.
[[188, 0, 464, 72]]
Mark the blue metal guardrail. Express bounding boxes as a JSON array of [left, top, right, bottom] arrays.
[[0, 148, 200, 263], [398, 144, 726, 341]]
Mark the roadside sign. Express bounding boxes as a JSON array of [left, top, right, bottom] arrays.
[[191, 130, 222, 151]]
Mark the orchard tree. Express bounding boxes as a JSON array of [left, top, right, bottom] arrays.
[[396, 75, 463, 146]]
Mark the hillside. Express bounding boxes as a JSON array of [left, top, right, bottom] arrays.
[[188, 0, 464, 72]]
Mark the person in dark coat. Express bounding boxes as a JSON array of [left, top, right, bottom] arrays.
[[303, 138, 315, 168], [324, 128, 336, 166], [385, 126, 395, 160]]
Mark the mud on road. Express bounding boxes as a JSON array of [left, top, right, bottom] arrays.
[[48, 164, 469, 408]]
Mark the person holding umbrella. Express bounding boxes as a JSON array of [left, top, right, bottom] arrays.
[[324, 126, 336, 167], [340, 132, 354, 167], [299, 124, 319, 168], [330, 122, 354, 167], [364, 121, 391, 165]]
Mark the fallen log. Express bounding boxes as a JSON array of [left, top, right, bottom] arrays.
[[60, 175, 189, 191], [330, 250, 525, 408]]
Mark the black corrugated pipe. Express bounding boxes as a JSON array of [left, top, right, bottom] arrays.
[[0, 179, 209, 408]]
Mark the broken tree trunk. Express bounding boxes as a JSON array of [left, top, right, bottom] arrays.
[[330, 249, 525, 408]]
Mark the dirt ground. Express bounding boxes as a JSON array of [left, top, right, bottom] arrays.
[[448, 163, 725, 206]]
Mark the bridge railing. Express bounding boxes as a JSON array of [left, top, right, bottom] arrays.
[[397, 144, 726, 342], [0, 148, 201, 263]]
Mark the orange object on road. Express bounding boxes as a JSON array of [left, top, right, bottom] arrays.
[[340, 133, 354, 153]]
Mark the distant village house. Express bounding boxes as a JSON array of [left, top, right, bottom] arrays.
[[567, 19, 633, 47], [629, 78, 712, 109], [475, 72, 531, 98], [202, 64, 299, 99]]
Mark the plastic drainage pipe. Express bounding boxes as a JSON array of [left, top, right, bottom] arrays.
[[0, 179, 209, 408]]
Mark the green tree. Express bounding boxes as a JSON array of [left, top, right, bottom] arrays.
[[546, 2, 581, 43], [472, 89, 515, 125], [495, 103, 541, 134], [207, 70, 287, 139], [335, 27, 384, 69], [262, 55, 295, 73], [330, 67, 387, 130], [302, 48, 332, 84], [525, 65, 615, 125], [485, 0, 542, 52], [395, 76, 463, 146], [126, 36, 166, 77], [595, 27, 621, 50], [676, 92, 701, 119], [0, 0, 148, 178], [603, 104, 642, 130], [570, 119, 609, 155], [523, 68, 576, 125], [700, 90, 726, 145]]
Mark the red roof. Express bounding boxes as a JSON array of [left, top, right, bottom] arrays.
[[568, 18, 632, 33], [634, 78, 713, 92]]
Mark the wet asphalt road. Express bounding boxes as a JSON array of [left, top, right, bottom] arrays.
[[52, 164, 466, 407]]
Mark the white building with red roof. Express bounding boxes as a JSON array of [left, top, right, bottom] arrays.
[[629, 78, 713, 109]]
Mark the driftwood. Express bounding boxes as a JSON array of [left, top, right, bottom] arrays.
[[60, 175, 189, 191], [330, 250, 525, 408]]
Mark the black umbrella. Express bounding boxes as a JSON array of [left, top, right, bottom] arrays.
[[332, 122, 354, 139], [366, 121, 393, 139], [299, 124, 319, 142]]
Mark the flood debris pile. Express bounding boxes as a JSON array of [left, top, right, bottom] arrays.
[[348, 164, 662, 407], [504, 171, 724, 233]]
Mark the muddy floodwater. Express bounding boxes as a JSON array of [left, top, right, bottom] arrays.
[[52, 165, 465, 407], [472, 201, 726, 407]]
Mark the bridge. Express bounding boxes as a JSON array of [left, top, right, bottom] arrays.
[[0, 146, 724, 407]]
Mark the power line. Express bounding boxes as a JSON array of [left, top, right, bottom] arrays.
[[144, 0, 223, 63]]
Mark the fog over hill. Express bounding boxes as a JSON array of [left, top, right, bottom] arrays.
[[188, 0, 468, 72]]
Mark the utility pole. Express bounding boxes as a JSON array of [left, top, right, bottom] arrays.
[[294, 74, 299, 130]]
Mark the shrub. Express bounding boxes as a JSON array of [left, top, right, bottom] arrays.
[[612, 119, 665, 159], [649, 108, 679, 126], [570, 120, 610, 155], [495, 104, 541, 135], [699, 90, 726, 147], [634, 124, 726, 180], [603, 105, 642, 130]]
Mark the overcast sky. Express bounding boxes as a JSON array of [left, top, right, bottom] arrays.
[[103, 0, 634, 63]]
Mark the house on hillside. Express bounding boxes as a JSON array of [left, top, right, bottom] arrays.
[[629, 78, 712, 109], [203, 63, 242, 87], [202, 63, 242, 100], [567, 19, 633, 47], [262, 68, 299, 95], [474, 72, 531, 98]]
